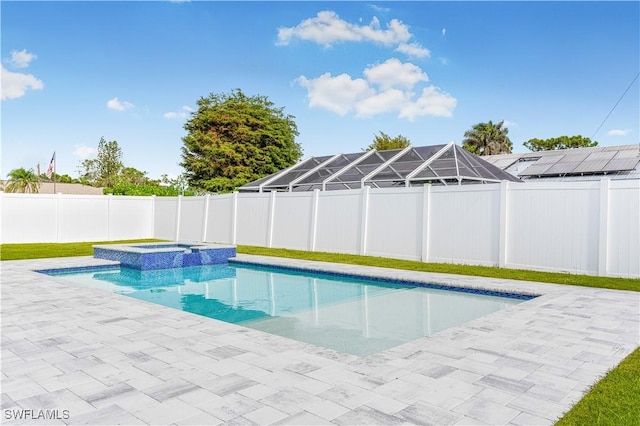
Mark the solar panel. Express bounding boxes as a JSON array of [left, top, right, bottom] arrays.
[[534, 154, 565, 164], [601, 158, 640, 172], [573, 159, 615, 174], [558, 151, 590, 163], [519, 163, 555, 176], [489, 158, 519, 169], [610, 148, 639, 158], [542, 161, 581, 175]]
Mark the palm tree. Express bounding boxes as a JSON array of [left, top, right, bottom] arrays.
[[462, 120, 513, 156], [4, 168, 41, 193]]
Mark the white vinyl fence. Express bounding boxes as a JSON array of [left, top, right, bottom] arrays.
[[0, 194, 154, 243], [2, 179, 638, 278]]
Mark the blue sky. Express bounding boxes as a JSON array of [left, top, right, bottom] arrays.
[[2, 1, 639, 180]]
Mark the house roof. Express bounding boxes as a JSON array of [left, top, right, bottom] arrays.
[[1, 181, 104, 195], [240, 142, 521, 192], [483, 144, 640, 181]]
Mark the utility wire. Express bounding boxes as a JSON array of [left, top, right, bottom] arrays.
[[591, 72, 639, 140]]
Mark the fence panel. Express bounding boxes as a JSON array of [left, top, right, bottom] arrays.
[[153, 197, 178, 241], [607, 180, 640, 277], [315, 189, 362, 255], [206, 194, 234, 244], [271, 192, 314, 250], [506, 181, 600, 275], [56, 195, 109, 242], [178, 196, 206, 242], [1, 194, 58, 243], [236, 193, 270, 246], [366, 188, 423, 260], [108, 196, 154, 240], [428, 185, 501, 266]]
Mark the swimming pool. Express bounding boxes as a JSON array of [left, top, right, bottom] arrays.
[[43, 262, 532, 356]]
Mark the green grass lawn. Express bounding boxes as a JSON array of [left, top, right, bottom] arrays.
[[237, 245, 640, 292], [1, 239, 638, 425], [555, 347, 640, 426], [2, 241, 638, 291], [0, 239, 162, 260]]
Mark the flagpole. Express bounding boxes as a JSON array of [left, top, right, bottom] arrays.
[[53, 152, 57, 194], [46, 151, 56, 194]]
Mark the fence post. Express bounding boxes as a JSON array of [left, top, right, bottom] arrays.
[[151, 195, 156, 239], [359, 186, 370, 255], [56, 192, 61, 242], [175, 195, 182, 241], [421, 184, 431, 262], [0, 192, 3, 244], [107, 194, 112, 241], [202, 194, 210, 242], [309, 189, 320, 251], [498, 181, 509, 267], [598, 178, 610, 276], [231, 192, 238, 245], [267, 191, 277, 248]]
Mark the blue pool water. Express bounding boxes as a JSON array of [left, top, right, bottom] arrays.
[[44, 262, 531, 356]]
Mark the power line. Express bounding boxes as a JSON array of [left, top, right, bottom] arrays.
[[591, 72, 639, 140]]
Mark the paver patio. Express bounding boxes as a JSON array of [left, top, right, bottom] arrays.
[[2, 254, 638, 425]]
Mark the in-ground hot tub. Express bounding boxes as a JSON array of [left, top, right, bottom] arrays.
[[93, 242, 236, 270]]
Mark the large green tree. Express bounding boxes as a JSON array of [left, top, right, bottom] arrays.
[[365, 131, 411, 151], [79, 137, 124, 187], [181, 89, 302, 193], [524, 135, 598, 152], [4, 168, 40, 193], [462, 120, 513, 155]]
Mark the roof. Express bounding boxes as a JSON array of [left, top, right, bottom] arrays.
[[240, 142, 521, 192], [483, 144, 640, 182], [1, 181, 104, 195]]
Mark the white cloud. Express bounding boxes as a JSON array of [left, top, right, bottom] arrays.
[[296, 73, 374, 115], [107, 97, 134, 111], [442, 28, 446, 37], [277, 11, 428, 58], [163, 105, 194, 119], [395, 42, 430, 58], [355, 89, 408, 117], [369, 4, 391, 13], [503, 120, 517, 128], [399, 86, 457, 120], [1, 65, 44, 100], [73, 144, 97, 159], [364, 58, 428, 90], [608, 129, 632, 136], [6, 49, 37, 68], [296, 59, 456, 120]]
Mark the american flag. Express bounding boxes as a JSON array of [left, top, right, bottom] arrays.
[[46, 152, 55, 179]]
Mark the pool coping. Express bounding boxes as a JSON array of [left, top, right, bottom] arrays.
[[2, 255, 638, 425]]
